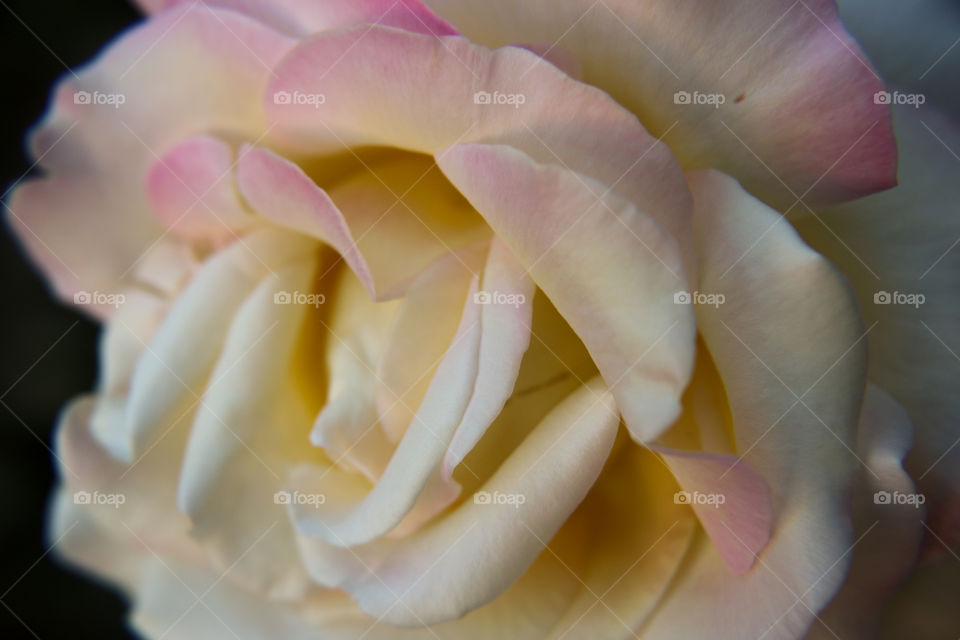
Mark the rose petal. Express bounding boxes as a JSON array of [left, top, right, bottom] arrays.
[[123, 229, 316, 461], [543, 444, 698, 638], [297, 378, 618, 627], [157, 0, 458, 38], [449, 290, 601, 493], [437, 143, 696, 444], [639, 169, 868, 638], [5, 4, 294, 312], [514, 43, 583, 80], [656, 447, 773, 575], [424, 0, 897, 206], [131, 240, 198, 297], [146, 135, 254, 239], [795, 102, 960, 554], [48, 489, 146, 594], [289, 304, 603, 597], [291, 274, 481, 546], [90, 289, 168, 460], [263, 24, 693, 252], [57, 398, 202, 560], [442, 237, 534, 479], [236, 145, 376, 297], [309, 268, 399, 481], [130, 552, 582, 639], [236, 145, 488, 301], [805, 384, 923, 639], [175, 258, 323, 594], [375, 246, 485, 441]]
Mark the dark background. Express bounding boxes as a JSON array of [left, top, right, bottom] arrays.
[[1, 1, 140, 638]]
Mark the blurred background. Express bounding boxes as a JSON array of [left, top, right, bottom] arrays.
[[1, 1, 137, 638]]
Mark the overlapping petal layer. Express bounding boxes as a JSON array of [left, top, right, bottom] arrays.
[[638, 169, 867, 639], [424, 0, 897, 207]]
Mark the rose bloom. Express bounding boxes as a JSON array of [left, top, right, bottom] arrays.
[[7, 0, 960, 638]]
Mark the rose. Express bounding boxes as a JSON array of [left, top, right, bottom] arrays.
[[789, 2, 960, 636], [7, 0, 957, 638]]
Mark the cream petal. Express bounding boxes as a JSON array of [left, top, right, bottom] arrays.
[[794, 102, 960, 553], [291, 275, 481, 546], [90, 289, 168, 460], [156, 0, 458, 38], [263, 25, 693, 249], [639, 169, 868, 639], [130, 553, 581, 639], [323, 154, 491, 301], [131, 240, 199, 297], [353, 379, 617, 626], [375, 246, 485, 441], [130, 559, 316, 640], [303, 378, 618, 627], [56, 398, 203, 561], [146, 135, 254, 239], [544, 443, 698, 639], [309, 268, 399, 481], [236, 146, 377, 298], [438, 143, 695, 444], [805, 384, 923, 640], [6, 4, 294, 311], [424, 0, 897, 207], [651, 347, 774, 576], [123, 229, 316, 461], [48, 489, 146, 595], [236, 145, 488, 301], [656, 447, 772, 576], [175, 258, 322, 595], [442, 237, 534, 479]]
